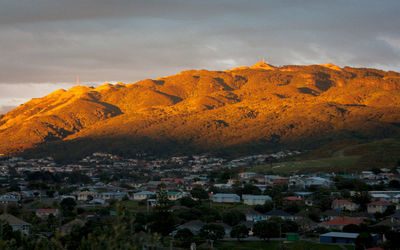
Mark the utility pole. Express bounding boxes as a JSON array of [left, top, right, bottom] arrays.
[[279, 223, 282, 249], [76, 75, 80, 86]]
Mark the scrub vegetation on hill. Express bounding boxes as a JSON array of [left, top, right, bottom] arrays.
[[1, 62, 400, 166]]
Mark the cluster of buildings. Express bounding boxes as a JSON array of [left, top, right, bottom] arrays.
[[0, 151, 400, 248]]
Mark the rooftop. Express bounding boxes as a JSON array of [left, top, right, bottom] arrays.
[[320, 232, 359, 238]]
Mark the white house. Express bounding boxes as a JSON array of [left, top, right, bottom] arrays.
[[210, 193, 240, 203], [133, 191, 156, 201], [167, 191, 183, 201], [239, 172, 257, 179], [304, 177, 332, 188], [242, 195, 272, 205], [77, 191, 97, 201], [36, 209, 61, 219]]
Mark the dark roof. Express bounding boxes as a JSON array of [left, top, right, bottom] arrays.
[[320, 232, 359, 239], [243, 209, 263, 216], [322, 209, 341, 217], [265, 209, 292, 217], [238, 221, 254, 228], [390, 210, 400, 219], [0, 214, 30, 226], [178, 220, 205, 229]]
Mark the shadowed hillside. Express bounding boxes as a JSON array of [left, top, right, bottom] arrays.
[[1, 63, 400, 162]]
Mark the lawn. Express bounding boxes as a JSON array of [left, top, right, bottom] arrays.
[[119, 200, 147, 211], [213, 241, 350, 250], [249, 155, 360, 174], [211, 202, 252, 211]]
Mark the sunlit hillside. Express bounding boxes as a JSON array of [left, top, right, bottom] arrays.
[[1, 63, 400, 162]]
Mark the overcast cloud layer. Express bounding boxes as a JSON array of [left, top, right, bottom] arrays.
[[1, 0, 400, 113]]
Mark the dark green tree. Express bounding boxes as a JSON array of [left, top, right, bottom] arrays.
[[222, 210, 245, 226], [190, 186, 209, 200], [60, 198, 76, 215], [352, 191, 371, 211], [355, 232, 373, 250], [254, 201, 273, 213], [230, 225, 249, 241], [174, 228, 194, 248], [179, 197, 199, 208], [199, 224, 225, 242], [253, 220, 279, 241]]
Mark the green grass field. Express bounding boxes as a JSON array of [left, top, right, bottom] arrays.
[[212, 241, 352, 250], [249, 155, 361, 174], [119, 200, 147, 211]]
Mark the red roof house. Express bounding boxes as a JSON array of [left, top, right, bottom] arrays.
[[321, 217, 363, 230]]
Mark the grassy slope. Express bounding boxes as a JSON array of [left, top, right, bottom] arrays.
[[250, 156, 361, 174], [250, 138, 400, 174]]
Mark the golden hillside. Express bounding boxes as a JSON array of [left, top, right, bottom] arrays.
[[1, 63, 400, 160]]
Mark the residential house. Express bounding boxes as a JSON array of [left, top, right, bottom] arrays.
[[371, 194, 391, 202], [283, 196, 303, 206], [320, 232, 359, 244], [361, 171, 375, 179], [272, 177, 290, 186], [176, 220, 205, 234], [242, 195, 272, 206], [243, 210, 268, 222], [77, 191, 97, 201], [167, 191, 183, 201], [264, 210, 293, 220], [331, 200, 359, 212], [210, 193, 240, 203], [321, 217, 363, 230], [132, 191, 155, 201], [304, 177, 332, 188], [36, 209, 60, 219], [321, 210, 342, 222], [238, 172, 257, 179], [0, 214, 31, 234], [0, 195, 18, 206], [367, 201, 391, 214]]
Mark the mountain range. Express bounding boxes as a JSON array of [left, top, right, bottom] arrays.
[[1, 62, 400, 162]]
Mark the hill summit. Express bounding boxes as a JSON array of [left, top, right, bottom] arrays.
[[1, 62, 400, 160]]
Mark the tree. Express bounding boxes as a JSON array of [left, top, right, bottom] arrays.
[[199, 224, 225, 242], [149, 190, 175, 236], [355, 232, 373, 250], [342, 224, 360, 233], [352, 191, 371, 211], [179, 197, 199, 208], [174, 228, 194, 248], [190, 186, 209, 200], [384, 231, 400, 249], [222, 210, 245, 226], [60, 198, 76, 212], [237, 184, 261, 196], [254, 201, 273, 213], [230, 225, 249, 241], [253, 221, 279, 241], [388, 180, 400, 189]]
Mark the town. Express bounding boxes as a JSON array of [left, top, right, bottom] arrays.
[[0, 151, 399, 249]]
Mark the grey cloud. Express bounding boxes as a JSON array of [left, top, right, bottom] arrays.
[[0, 0, 400, 87]]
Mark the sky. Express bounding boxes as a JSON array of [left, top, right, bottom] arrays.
[[1, 0, 400, 114]]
